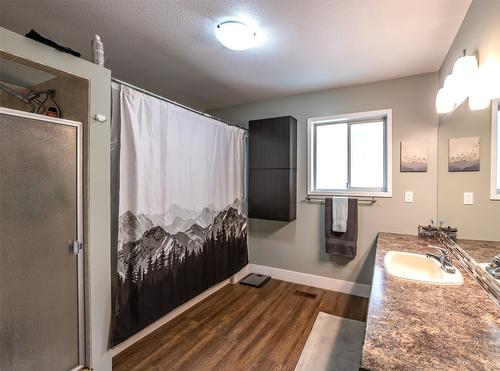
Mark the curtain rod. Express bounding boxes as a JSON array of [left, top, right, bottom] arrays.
[[111, 78, 248, 132]]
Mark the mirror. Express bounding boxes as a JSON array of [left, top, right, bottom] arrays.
[[437, 98, 500, 286]]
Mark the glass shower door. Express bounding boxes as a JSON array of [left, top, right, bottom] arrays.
[[0, 108, 83, 371]]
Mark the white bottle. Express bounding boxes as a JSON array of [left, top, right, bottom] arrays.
[[92, 34, 104, 66]]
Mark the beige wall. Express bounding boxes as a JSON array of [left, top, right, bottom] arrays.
[[210, 72, 439, 285], [438, 0, 500, 241]]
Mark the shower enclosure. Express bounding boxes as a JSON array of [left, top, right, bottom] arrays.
[[0, 108, 84, 371]]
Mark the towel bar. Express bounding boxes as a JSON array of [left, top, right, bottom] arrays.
[[305, 196, 377, 205]]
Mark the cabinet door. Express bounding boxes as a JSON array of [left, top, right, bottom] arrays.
[[249, 116, 297, 169], [249, 168, 296, 221], [0, 110, 83, 371]]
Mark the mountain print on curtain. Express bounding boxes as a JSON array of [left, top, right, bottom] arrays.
[[112, 86, 248, 345]]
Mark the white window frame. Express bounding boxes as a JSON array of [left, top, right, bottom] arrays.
[[307, 109, 392, 198], [491, 98, 500, 200]]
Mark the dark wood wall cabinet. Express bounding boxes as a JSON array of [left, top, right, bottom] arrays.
[[248, 115, 297, 221]]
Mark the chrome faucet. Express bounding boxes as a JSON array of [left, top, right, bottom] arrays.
[[426, 245, 456, 274], [485, 254, 500, 279]]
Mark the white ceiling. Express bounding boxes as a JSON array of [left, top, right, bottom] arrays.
[[0, 0, 471, 110]]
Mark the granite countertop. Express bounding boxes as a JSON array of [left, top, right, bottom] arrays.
[[361, 233, 499, 371]]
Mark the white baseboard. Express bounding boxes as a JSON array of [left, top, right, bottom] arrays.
[[249, 264, 372, 298], [230, 264, 250, 283], [111, 264, 249, 357]]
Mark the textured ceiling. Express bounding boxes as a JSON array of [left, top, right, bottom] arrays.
[[0, 0, 471, 110]]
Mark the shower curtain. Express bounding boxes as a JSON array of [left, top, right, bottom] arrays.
[[111, 86, 248, 345]]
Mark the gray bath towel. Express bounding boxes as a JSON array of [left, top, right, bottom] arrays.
[[325, 198, 358, 258]]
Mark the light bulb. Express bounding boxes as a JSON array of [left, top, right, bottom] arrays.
[[481, 59, 500, 99], [452, 55, 478, 80], [469, 94, 490, 110], [469, 68, 491, 110], [215, 21, 258, 51], [436, 87, 454, 114], [443, 74, 466, 106], [451, 55, 478, 105]]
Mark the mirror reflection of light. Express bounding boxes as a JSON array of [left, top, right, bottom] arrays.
[[469, 59, 500, 110], [483, 59, 500, 99], [469, 68, 491, 110]]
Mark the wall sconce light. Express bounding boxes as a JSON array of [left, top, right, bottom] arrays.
[[436, 50, 500, 113], [436, 50, 478, 114]]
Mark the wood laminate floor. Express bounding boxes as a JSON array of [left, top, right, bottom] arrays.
[[113, 279, 369, 371]]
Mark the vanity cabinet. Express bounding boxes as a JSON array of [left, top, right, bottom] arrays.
[[248, 115, 297, 221]]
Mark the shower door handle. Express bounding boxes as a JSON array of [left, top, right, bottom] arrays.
[[71, 240, 82, 255]]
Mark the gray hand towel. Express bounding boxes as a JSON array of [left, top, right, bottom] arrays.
[[325, 198, 358, 258]]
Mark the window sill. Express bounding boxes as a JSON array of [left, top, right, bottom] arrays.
[[307, 191, 392, 199]]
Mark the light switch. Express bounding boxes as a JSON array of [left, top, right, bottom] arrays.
[[404, 191, 413, 203], [464, 192, 473, 205]]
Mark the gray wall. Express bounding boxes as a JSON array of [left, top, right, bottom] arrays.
[[0, 27, 113, 371], [210, 73, 439, 285], [438, 0, 500, 241]]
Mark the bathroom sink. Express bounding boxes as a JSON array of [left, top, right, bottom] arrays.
[[384, 251, 463, 285]]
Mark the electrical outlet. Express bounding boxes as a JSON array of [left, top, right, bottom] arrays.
[[464, 192, 473, 205], [404, 191, 413, 203]]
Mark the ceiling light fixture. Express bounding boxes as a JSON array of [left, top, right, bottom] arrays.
[[215, 21, 258, 51]]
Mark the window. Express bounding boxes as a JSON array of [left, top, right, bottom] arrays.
[[492, 99, 500, 200], [307, 109, 392, 197]]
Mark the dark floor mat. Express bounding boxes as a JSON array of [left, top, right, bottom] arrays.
[[239, 273, 271, 288]]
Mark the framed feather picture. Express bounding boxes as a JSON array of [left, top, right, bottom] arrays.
[[400, 141, 427, 172], [449, 137, 480, 172]]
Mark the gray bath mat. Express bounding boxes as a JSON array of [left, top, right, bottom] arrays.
[[295, 312, 366, 371]]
